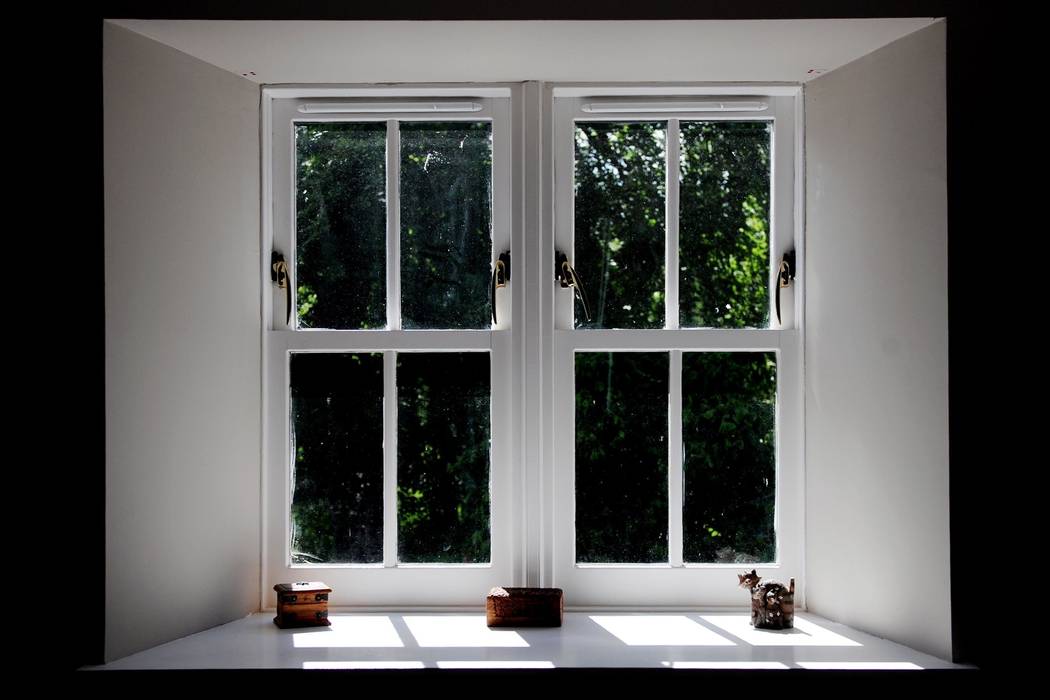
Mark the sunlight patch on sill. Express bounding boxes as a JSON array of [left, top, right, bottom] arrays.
[[303, 661, 426, 669], [436, 661, 555, 669], [292, 615, 404, 648], [797, 661, 923, 670], [590, 615, 735, 646], [403, 615, 529, 647], [664, 661, 790, 669], [700, 615, 862, 647]]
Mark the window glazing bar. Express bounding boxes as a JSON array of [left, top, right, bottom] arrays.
[[669, 349, 684, 567], [383, 351, 398, 567], [386, 120, 401, 331], [666, 119, 680, 331]]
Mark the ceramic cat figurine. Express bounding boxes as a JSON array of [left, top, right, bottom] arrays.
[[738, 569, 795, 629]]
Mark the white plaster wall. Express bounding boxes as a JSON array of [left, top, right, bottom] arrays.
[[104, 22, 261, 662], [110, 18, 937, 86], [804, 22, 949, 659]]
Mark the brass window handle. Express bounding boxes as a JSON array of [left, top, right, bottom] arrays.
[[775, 250, 796, 325], [555, 251, 592, 322], [490, 251, 511, 325], [271, 251, 291, 326]]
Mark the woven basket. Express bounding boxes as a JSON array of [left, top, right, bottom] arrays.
[[486, 587, 564, 627]]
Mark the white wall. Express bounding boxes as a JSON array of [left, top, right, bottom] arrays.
[[110, 18, 936, 86], [804, 22, 949, 659], [104, 22, 261, 662]]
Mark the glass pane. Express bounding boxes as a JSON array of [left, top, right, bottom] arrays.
[[574, 122, 666, 329], [575, 352, 668, 562], [400, 122, 492, 329], [289, 353, 384, 564], [397, 352, 490, 563], [679, 121, 771, 328], [682, 352, 776, 563], [295, 123, 387, 329]]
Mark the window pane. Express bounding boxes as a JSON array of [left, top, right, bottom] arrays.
[[289, 353, 384, 564], [397, 352, 490, 562], [679, 121, 771, 328], [574, 122, 666, 329], [575, 352, 668, 562], [682, 352, 776, 563], [295, 123, 387, 329], [400, 122, 492, 329]]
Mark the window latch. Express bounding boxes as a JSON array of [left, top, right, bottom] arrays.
[[491, 251, 511, 325], [556, 251, 592, 322], [271, 250, 291, 326], [775, 250, 796, 325]]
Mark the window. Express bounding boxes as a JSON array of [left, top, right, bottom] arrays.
[[548, 92, 803, 606], [263, 85, 801, 608], [264, 93, 517, 605]]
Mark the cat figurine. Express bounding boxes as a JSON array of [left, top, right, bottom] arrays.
[[738, 569, 795, 630]]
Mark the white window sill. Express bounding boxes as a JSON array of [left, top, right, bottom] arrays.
[[88, 611, 965, 671]]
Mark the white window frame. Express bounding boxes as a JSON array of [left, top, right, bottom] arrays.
[[261, 83, 803, 611], [545, 88, 804, 607], [262, 87, 523, 608]]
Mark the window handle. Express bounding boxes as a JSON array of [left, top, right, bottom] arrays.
[[491, 251, 510, 325], [271, 250, 290, 326], [775, 250, 796, 325], [555, 251, 592, 322]]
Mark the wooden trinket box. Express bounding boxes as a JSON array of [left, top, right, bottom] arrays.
[[486, 587, 563, 627], [273, 581, 332, 629]]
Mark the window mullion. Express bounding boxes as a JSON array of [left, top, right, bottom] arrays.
[[386, 119, 401, 331], [665, 118, 680, 331], [383, 350, 398, 567], [668, 348, 684, 567], [666, 120, 683, 567]]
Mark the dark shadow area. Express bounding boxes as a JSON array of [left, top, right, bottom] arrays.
[[96, 1, 950, 21], [76, 666, 984, 692]]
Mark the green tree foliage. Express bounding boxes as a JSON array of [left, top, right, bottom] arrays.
[[397, 353, 490, 563], [289, 353, 384, 563], [682, 352, 776, 563], [295, 123, 387, 329], [291, 122, 493, 563], [574, 123, 666, 328], [573, 120, 776, 563], [576, 352, 668, 562], [400, 123, 492, 329], [290, 118, 775, 566], [679, 121, 771, 328]]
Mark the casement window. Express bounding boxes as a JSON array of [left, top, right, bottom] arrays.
[[263, 85, 802, 609]]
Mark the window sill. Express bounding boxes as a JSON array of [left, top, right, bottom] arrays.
[[89, 611, 964, 672]]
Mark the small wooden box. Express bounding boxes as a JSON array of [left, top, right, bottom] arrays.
[[273, 581, 332, 629], [486, 587, 563, 627]]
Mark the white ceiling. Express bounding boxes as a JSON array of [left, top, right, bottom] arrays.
[[110, 18, 941, 85]]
